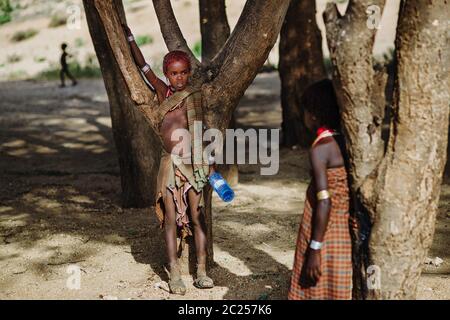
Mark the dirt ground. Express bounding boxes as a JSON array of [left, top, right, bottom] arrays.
[[0, 73, 448, 300]]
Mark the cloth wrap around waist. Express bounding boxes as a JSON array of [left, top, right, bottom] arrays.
[[149, 87, 210, 241]]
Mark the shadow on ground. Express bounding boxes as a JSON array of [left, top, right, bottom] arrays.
[[1, 75, 449, 299]]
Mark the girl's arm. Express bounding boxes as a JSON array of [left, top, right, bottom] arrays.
[[123, 24, 167, 103], [304, 143, 332, 285]]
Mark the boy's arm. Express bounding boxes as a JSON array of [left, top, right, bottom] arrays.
[[122, 24, 167, 102]]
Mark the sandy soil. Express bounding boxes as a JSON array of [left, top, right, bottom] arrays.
[[0, 73, 448, 300]]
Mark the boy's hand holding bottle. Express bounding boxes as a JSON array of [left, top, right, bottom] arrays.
[[207, 156, 234, 203]]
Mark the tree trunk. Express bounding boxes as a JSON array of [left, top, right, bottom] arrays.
[[365, 0, 450, 299], [83, 0, 162, 208], [84, 0, 291, 269], [198, 0, 238, 185], [199, 0, 230, 63], [279, 0, 326, 148], [325, 0, 450, 299], [324, 0, 387, 299]]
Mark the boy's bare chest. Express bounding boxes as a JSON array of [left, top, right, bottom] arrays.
[[160, 103, 188, 132]]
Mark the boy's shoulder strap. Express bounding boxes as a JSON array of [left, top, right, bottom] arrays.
[[158, 86, 200, 122]]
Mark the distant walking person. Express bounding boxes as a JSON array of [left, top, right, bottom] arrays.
[[60, 43, 77, 87]]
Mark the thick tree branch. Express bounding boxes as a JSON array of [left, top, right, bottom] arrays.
[[93, 0, 155, 107], [84, 0, 163, 207], [199, 0, 230, 63], [203, 0, 291, 128], [323, 0, 386, 192], [279, 0, 326, 147], [152, 0, 201, 71]]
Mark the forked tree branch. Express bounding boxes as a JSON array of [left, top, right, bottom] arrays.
[[204, 0, 291, 124], [152, 0, 201, 71], [93, 0, 155, 107]]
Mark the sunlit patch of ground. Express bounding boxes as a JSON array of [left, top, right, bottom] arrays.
[[0, 75, 448, 300]]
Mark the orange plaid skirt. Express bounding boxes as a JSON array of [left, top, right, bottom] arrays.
[[288, 166, 352, 300]]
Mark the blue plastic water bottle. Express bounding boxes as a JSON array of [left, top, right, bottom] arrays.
[[209, 172, 235, 202]]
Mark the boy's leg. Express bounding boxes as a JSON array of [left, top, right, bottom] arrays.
[[187, 188, 207, 263], [66, 69, 77, 86], [59, 69, 65, 87], [163, 189, 178, 264], [163, 189, 186, 295], [188, 188, 213, 288]]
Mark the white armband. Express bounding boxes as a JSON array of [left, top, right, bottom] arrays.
[[141, 63, 151, 74], [309, 240, 323, 250]]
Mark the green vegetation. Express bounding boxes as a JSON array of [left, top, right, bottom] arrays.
[[6, 53, 21, 63], [7, 70, 27, 80], [11, 28, 38, 42], [48, 14, 67, 28], [0, 0, 13, 25], [192, 40, 201, 59], [135, 35, 153, 46], [14, 2, 25, 10], [75, 37, 85, 48], [323, 57, 332, 76], [376, 47, 395, 67], [34, 56, 46, 63], [37, 55, 102, 80]]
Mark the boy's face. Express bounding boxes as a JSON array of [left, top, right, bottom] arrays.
[[165, 60, 190, 91]]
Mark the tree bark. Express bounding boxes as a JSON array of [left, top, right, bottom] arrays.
[[198, 0, 238, 235], [279, 0, 326, 148], [324, 0, 387, 192], [324, 0, 387, 299], [199, 0, 230, 63], [204, 0, 290, 129], [83, 0, 162, 208], [365, 0, 450, 299], [84, 0, 291, 268], [325, 0, 450, 299]]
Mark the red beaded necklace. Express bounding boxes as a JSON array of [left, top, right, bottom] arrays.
[[312, 126, 337, 147]]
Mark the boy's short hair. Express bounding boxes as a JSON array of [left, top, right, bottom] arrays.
[[301, 78, 341, 130], [163, 50, 191, 74], [61, 43, 67, 50]]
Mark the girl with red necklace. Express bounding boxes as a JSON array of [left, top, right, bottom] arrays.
[[288, 79, 352, 300]]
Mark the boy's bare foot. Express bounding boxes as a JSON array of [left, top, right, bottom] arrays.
[[168, 262, 186, 295], [194, 263, 214, 289]]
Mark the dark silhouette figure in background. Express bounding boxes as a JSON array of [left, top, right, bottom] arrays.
[[59, 43, 77, 87]]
